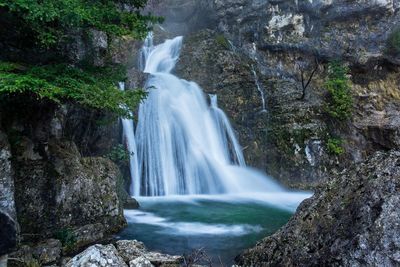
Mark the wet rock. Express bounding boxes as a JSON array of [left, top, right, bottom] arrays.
[[124, 198, 140, 209], [237, 150, 400, 266], [65, 244, 127, 267]]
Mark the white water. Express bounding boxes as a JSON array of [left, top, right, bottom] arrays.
[[118, 82, 141, 196], [251, 66, 267, 113], [122, 34, 306, 199], [125, 209, 262, 236]]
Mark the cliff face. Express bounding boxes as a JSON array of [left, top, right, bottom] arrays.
[[237, 150, 400, 266], [150, 0, 400, 188], [0, 98, 127, 262], [0, 28, 140, 264]]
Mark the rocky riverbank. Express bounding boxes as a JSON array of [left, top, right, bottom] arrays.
[[5, 239, 182, 267]]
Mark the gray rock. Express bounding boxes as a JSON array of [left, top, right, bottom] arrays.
[[65, 244, 128, 267], [237, 150, 400, 266], [124, 198, 140, 209], [32, 239, 62, 265], [0, 130, 18, 256], [129, 257, 154, 267], [115, 240, 182, 266]]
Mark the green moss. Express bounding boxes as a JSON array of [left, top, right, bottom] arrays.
[[0, 62, 146, 118], [324, 61, 353, 120], [55, 228, 76, 250], [386, 27, 400, 55], [215, 34, 230, 50], [326, 137, 344, 155], [106, 144, 131, 167]]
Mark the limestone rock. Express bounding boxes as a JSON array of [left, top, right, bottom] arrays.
[[65, 244, 127, 267], [129, 257, 154, 267], [115, 240, 147, 263], [115, 240, 182, 266], [237, 150, 400, 266]]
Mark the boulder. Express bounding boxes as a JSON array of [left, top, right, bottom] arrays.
[[115, 240, 182, 266], [129, 257, 154, 267], [124, 198, 140, 210], [237, 150, 400, 266], [65, 244, 128, 267]]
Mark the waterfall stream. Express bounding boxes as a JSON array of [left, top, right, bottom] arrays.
[[124, 35, 284, 196]]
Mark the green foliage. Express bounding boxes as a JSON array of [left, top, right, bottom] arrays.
[[326, 137, 345, 156], [215, 34, 230, 50], [55, 228, 76, 249], [324, 61, 353, 120], [386, 27, 400, 55], [0, 0, 163, 48], [0, 61, 146, 118], [106, 144, 132, 166]]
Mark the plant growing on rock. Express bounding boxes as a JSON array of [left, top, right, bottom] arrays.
[[324, 61, 353, 120], [55, 228, 76, 250], [386, 27, 400, 56], [106, 144, 132, 166], [326, 137, 345, 156]]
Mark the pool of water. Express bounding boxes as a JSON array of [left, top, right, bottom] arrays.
[[118, 193, 310, 265]]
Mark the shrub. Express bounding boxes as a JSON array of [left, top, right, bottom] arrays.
[[324, 61, 353, 120], [386, 27, 400, 55], [0, 62, 146, 118], [326, 137, 345, 156], [55, 228, 76, 249], [0, 0, 163, 48], [106, 144, 132, 166]]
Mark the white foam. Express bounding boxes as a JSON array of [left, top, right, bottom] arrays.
[[134, 191, 312, 213], [124, 210, 263, 236]]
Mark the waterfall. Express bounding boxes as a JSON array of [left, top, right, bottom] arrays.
[[251, 66, 267, 113], [119, 82, 140, 196], [125, 35, 284, 196]]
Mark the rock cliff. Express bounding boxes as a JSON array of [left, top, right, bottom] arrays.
[[237, 150, 400, 266], [150, 0, 400, 188]]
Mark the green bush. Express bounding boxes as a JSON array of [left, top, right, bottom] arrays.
[[386, 27, 400, 55], [0, 62, 146, 118], [55, 228, 76, 249], [0, 0, 163, 48], [106, 144, 132, 166], [324, 61, 353, 120], [326, 137, 345, 156]]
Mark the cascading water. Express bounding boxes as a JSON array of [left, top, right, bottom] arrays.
[[251, 66, 267, 113], [127, 34, 284, 196], [118, 82, 140, 196]]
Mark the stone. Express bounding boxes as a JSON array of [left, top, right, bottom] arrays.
[[65, 244, 128, 267], [124, 198, 140, 209], [237, 150, 400, 266], [32, 239, 62, 265], [115, 240, 182, 266], [129, 257, 154, 267], [115, 240, 147, 263], [0, 130, 18, 256]]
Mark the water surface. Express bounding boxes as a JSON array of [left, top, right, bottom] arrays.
[[119, 193, 309, 264]]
